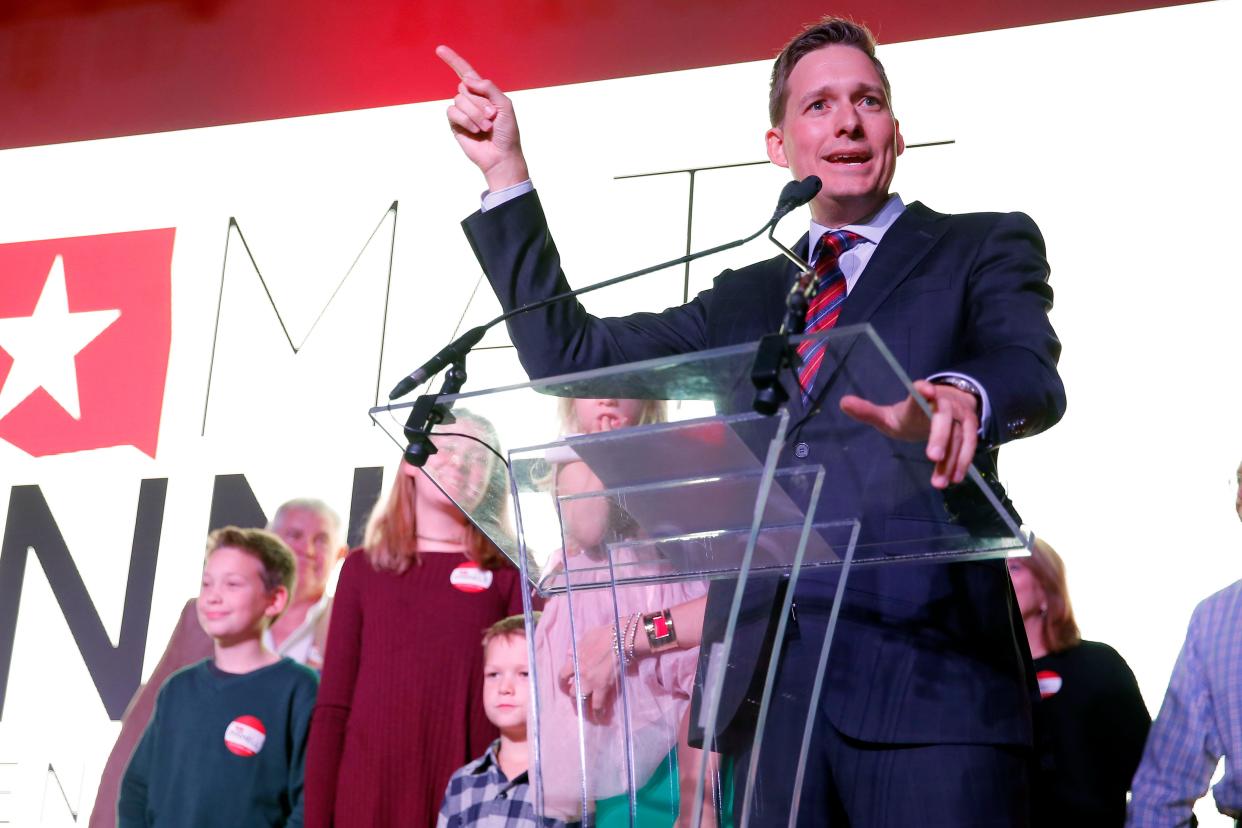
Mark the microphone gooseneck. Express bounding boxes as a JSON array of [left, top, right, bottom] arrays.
[[388, 175, 823, 400]]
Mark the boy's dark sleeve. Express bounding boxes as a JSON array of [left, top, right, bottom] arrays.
[[286, 667, 319, 828], [117, 685, 164, 827]]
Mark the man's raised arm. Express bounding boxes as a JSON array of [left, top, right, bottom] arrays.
[[437, 45, 529, 193]]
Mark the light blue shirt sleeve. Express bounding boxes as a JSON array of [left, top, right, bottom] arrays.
[[481, 180, 534, 212]]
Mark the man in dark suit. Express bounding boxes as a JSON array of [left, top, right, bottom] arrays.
[[438, 16, 1063, 826]]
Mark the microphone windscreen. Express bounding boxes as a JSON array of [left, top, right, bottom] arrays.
[[775, 176, 822, 214]]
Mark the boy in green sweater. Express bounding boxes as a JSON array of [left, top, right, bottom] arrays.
[[118, 527, 318, 827]]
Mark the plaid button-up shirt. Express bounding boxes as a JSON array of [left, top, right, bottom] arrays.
[[437, 740, 576, 828], [1129, 580, 1242, 827]]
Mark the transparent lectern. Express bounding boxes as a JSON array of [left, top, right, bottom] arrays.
[[370, 324, 1031, 828]]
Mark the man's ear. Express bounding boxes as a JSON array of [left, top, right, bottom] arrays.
[[766, 126, 789, 168], [266, 585, 289, 619], [894, 118, 905, 157]]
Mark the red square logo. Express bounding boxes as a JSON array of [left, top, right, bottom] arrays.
[[0, 229, 175, 458]]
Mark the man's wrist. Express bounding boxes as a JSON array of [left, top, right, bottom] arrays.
[[927, 374, 992, 437], [930, 375, 982, 418], [483, 159, 530, 194]]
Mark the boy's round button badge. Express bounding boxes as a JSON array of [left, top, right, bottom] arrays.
[[450, 561, 493, 593], [224, 715, 267, 757]]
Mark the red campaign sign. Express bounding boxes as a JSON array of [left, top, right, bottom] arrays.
[[0, 229, 175, 458]]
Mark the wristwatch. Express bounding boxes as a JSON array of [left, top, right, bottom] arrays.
[[930, 376, 982, 418]]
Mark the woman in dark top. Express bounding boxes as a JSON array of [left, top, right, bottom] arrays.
[[304, 411, 526, 828], [1008, 538, 1151, 827]]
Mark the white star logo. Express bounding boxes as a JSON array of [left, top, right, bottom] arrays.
[[0, 255, 121, 420]]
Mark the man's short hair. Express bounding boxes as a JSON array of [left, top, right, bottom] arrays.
[[769, 16, 892, 127], [205, 526, 297, 598], [269, 497, 343, 545], [482, 613, 537, 649]]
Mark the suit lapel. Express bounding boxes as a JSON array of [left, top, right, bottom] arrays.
[[795, 203, 947, 412], [750, 211, 946, 415], [837, 201, 948, 327]]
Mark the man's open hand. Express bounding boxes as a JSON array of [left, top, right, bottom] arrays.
[[436, 45, 529, 191], [840, 379, 980, 489]]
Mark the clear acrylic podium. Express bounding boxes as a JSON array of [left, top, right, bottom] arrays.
[[370, 324, 1031, 828]]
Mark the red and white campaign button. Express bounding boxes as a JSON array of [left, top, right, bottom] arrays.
[[450, 561, 493, 593], [224, 715, 267, 757], [1036, 670, 1063, 699]]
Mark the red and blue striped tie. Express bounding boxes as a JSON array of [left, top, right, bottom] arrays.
[[796, 229, 864, 402]]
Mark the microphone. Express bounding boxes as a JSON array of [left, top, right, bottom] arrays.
[[388, 325, 486, 402], [771, 175, 821, 223], [388, 175, 823, 399]]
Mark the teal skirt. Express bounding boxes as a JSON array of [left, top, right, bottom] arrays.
[[594, 750, 734, 827]]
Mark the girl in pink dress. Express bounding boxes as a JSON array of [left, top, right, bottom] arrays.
[[532, 399, 718, 827]]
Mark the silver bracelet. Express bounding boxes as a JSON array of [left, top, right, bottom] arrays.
[[625, 613, 641, 663]]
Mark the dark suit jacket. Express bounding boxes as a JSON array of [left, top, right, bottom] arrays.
[[463, 189, 1065, 748]]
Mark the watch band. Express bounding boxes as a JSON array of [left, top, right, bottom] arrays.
[[930, 376, 982, 417]]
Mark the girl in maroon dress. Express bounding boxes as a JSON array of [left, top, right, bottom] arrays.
[[304, 412, 526, 827]]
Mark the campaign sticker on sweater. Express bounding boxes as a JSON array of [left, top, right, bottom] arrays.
[[1036, 670, 1063, 699], [450, 562, 493, 593], [224, 715, 267, 756]]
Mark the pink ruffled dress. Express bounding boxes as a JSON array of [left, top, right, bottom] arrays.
[[531, 545, 706, 822]]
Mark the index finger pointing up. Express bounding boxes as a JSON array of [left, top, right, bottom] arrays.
[[436, 45, 480, 80]]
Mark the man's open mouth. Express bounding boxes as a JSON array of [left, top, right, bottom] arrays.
[[826, 152, 870, 165]]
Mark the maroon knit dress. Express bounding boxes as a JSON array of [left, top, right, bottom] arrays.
[[304, 549, 525, 827]]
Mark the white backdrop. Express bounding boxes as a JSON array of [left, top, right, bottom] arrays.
[[0, 2, 1239, 823]]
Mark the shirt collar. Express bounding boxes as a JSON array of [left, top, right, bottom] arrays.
[[262, 590, 332, 654], [808, 193, 906, 259], [469, 739, 529, 784], [288, 590, 333, 634], [472, 739, 503, 774], [307, 589, 332, 619]]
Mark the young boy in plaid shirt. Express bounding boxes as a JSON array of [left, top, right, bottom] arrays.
[[437, 613, 571, 828]]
